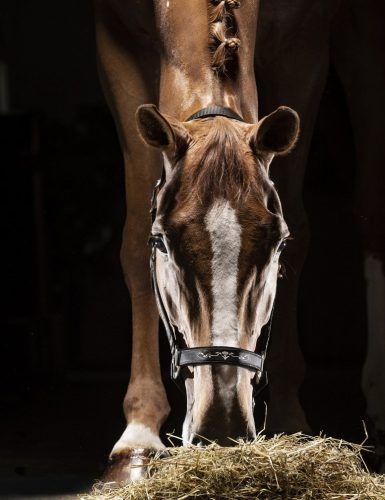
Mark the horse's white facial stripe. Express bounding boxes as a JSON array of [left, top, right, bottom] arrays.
[[110, 422, 164, 456], [205, 199, 241, 346]]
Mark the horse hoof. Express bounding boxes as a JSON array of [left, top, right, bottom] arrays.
[[102, 448, 169, 483]]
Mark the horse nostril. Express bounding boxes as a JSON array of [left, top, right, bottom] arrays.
[[191, 435, 204, 446]]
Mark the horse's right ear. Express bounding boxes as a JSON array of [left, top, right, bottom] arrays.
[[136, 104, 190, 153], [249, 106, 300, 157]]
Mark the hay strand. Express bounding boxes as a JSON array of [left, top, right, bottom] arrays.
[[81, 434, 385, 499]]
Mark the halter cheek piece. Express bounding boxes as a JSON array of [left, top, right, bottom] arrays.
[[149, 106, 274, 397]]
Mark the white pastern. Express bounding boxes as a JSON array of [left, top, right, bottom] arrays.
[[110, 422, 164, 456], [205, 199, 242, 346]]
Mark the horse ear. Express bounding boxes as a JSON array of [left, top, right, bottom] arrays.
[[250, 106, 300, 156], [136, 104, 189, 152]]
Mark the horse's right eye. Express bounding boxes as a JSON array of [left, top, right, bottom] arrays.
[[149, 235, 168, 254]]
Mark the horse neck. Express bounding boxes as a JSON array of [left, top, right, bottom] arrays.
[[154, 0, 259, 122]]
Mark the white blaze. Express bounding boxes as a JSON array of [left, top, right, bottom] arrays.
[[205, 199, 241, 346]]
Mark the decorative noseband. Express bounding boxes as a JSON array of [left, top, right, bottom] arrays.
[[177, 346, 264, 372], [149, 105, 272, 397]]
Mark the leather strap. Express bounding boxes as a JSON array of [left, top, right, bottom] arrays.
[[177, 346, 264, 372], [186, 106, 244, 122], [150, 250, 182, 381]]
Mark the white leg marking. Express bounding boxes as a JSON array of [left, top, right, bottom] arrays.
[[205, 199, 242, 346], [110, 422, 164, 456]]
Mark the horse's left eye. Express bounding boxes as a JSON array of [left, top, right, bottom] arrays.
[[277, 239, 288, 253], [149, 235, 168, 254]]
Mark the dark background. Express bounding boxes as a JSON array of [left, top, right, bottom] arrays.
[[0, 0, 376, 497]]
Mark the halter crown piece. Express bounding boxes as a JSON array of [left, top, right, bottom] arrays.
[[149, 106, 274, 397], [186, 106, 245, 122]]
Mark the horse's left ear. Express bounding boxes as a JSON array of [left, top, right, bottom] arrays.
[[249, 106, 300, 156], [136, 104, 190, 154]]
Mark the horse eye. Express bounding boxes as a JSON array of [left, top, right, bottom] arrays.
[[277, 239, 288, 253], [149, 235, 167, 254]]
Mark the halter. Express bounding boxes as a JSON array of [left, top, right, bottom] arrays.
[[149, 106, 274, 397]]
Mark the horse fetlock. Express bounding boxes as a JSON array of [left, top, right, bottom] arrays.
[[111, 422, 165, 457]]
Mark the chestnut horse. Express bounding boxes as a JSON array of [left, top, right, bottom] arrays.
[[95, 0, 301, 481], [95, 0, 385, 480]]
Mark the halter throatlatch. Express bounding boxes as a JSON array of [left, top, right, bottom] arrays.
[[149, 106, 273, 397]]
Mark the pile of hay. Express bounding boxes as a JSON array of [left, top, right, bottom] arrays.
[[82, 434, 385, 499]]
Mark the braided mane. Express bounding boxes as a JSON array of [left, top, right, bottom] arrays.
[[208, 0, 241, 72]]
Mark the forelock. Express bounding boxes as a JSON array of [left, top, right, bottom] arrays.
[[177, 117, 264, 206]]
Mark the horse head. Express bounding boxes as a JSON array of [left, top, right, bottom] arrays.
[[137, 103, 299, 445]]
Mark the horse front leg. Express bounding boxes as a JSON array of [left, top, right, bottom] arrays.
[[103, 180, 170, 482], [264, 207, 311, 434], [95, 0, 169, 481], [255, 0, 337, 433], [263, 156, 313, 434]]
